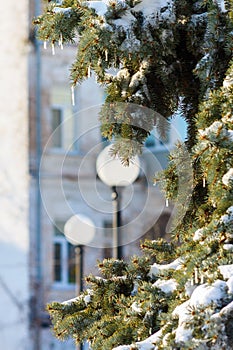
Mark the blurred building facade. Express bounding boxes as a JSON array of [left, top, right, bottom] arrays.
[[0, 1, 187, 350]]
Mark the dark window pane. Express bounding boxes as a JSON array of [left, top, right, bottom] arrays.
[[68, 243, 76, 284], [54, 243, 62, 282], [52, 108, 62, 148]]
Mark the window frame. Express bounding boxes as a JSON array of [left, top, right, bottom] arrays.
[[50, 104, 65, 151], [53, 228, 76, 290]]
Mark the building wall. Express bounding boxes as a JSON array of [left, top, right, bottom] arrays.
[[0, 1, 30, 349]]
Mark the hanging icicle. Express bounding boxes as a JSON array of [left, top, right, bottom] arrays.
[[71, 85, 75, 106], [43, 41, 47, 50], [203, 177, 206, 188], [105, 49, 108, 61], [52, 43, 55, 55], [194, 267, 198, 284], [59, 33, 63, 50], [97, 57, 102, 67], [88, 65, 91, 78], [200, 274, 205, 284], [166, 198, 169, 207]]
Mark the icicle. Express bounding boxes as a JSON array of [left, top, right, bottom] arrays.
[[200, 274, 204, 284], [43, 41, 47, 50], [194, 267, 198, 284], [166, 198, 169, 207], [105, 49, 108, 61], [52, 43, 55, 55], [190, 277, 194, 286], [203, 177, 206, 188], [59, 33, 63, 50], [97, 57, 102, 67], [88, 65, 91, 78], [71, 85, 75, 106]]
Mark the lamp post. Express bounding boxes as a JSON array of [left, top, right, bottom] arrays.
[[64, 214, 95, 350], [96, 144, 140, 259]]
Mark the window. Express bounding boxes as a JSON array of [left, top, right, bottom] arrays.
[[50, 104, 78, 152], [50, 85, 78, 152], [51, 107, 63, 148], [53, 223, 76, 287]]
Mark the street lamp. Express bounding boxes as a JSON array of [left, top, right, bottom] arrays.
[[64, 214, 95, 293], [96, 144, 140, 259], [64, 214, 95, 350]]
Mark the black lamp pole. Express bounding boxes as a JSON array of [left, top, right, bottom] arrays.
[[111, 186, 122, 259], [75, 245, 84, 350]]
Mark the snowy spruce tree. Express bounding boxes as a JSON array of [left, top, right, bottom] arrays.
[[35, 0, 233, 349]]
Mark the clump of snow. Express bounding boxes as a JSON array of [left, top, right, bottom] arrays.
[[222, 168, 233, 187], [189, 280, 228, 307], [172, 279, 230, 346], [134, 342, 155, 350], [113, 275, 233, 350], [193, 228, 204, 241], [113, 329, 163, 350], [223, 244, 233, 251], [175, 325, 192, 344], [134, 0, 173, 24], [222, 112, 233, 123], [53, 7, 72, 14], [144, 329, 163, 346], [114, 12, 136, 30], [131, 302, 143, 313], [153, 278, 177, 294], [87, 1, 109, 16], [220, 300, 233, 315], [220, 206, 233, 225], [199, 121, 229, 142], [219, 265, 233, 279], [120, 32, 141, 52], [228, 129, 233, 141], [62, 297, 79, 305], [115, 68, 130, 81], [129, 60, 149, 89], [185, 280, 197, 297], [62, 289, 93, 305], [226, 277, 233, 294], [216, 0, 228, 13], [84, 294, 91, 304], [173, 300, 190, 324], [223, 74, 233, 88], [148, 258, 183, 278]]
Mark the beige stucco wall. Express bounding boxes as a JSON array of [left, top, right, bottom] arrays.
[[0, 1, 30, 349]]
